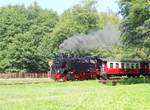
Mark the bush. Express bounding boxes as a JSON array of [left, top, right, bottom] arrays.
[[120, 76, 150, 85]]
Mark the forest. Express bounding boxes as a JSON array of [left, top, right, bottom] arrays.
[[0, 0, 149, 73]]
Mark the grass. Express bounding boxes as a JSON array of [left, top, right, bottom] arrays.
[[0, 78, 51, 85], [0, 79, 150, 110]]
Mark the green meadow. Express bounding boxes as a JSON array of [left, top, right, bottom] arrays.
[[0, 79, 150, 110]]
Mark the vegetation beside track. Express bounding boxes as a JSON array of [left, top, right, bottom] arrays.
[[99, 76, 150, 86], [120, 76, 150, 85], [0, 79, 150, 110]]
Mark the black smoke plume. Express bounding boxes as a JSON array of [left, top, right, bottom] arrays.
[[59, 23, 120, 52]]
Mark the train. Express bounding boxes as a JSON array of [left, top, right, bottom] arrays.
[[48, 54, 150, 81]]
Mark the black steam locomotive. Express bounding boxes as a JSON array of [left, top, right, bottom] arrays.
[[49, 54, 101, 81]]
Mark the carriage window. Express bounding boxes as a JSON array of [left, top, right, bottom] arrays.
[[145, 64, 149, 69], [110, 63, 113, 68], [126, 63, 129, 68], [131, 63, 134, 69], [135, 63, 139, 69], [116, 63, 119, 68], [145, 63, 148, 68], [121, 63, 124, 68]]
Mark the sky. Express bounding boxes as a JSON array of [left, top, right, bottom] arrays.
[[0, 0, 119, 14]]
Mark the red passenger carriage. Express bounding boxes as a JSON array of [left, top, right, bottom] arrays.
[[99, 59, 141, 77]]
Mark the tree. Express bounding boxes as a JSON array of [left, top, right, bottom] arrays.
[[119, 0, 150, 47], [98, 12, 121, 29], [0, 4, 58, 72], [47, 0, 99, 52], [119, 0, 150, 60]]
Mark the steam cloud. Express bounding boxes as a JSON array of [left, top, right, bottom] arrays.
[[59, 23, 120, 52]]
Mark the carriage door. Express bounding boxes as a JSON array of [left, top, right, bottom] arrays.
[[100, 61, 106, 74], [140, 62, 149, 75]]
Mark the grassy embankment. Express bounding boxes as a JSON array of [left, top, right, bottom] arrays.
[[0, 79, 150, 110]]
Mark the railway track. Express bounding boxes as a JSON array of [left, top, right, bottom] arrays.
[[98, 77, 121, 86]]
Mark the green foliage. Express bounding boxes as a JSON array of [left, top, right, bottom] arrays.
[[118, 0, 150, 60], [98, 12, 121, 29], [0, 4, 58, 72], [136, 48, 150, 60], [91, 48, 112, 58], [120, 77, 150, 84], [119, 0, 150, 48]]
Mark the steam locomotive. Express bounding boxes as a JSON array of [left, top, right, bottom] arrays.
[[48, 54, 150, 81]]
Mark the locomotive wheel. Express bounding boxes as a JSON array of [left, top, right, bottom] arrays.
[[141, 72, 148, 76], [132, 75, 135, 78], [67, 72, 75, 81], [127, 75, 131, 78], [96, 75, 100, 80], [100, 74, 108, 80], [136, 75, 140, 78]]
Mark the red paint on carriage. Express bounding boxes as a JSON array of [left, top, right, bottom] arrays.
[[148, 69, 150, 75], [105, 68, 140, 75], [101, 60, 141, 77]]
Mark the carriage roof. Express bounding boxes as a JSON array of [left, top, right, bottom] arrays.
[[100, 58, 150, 63]]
